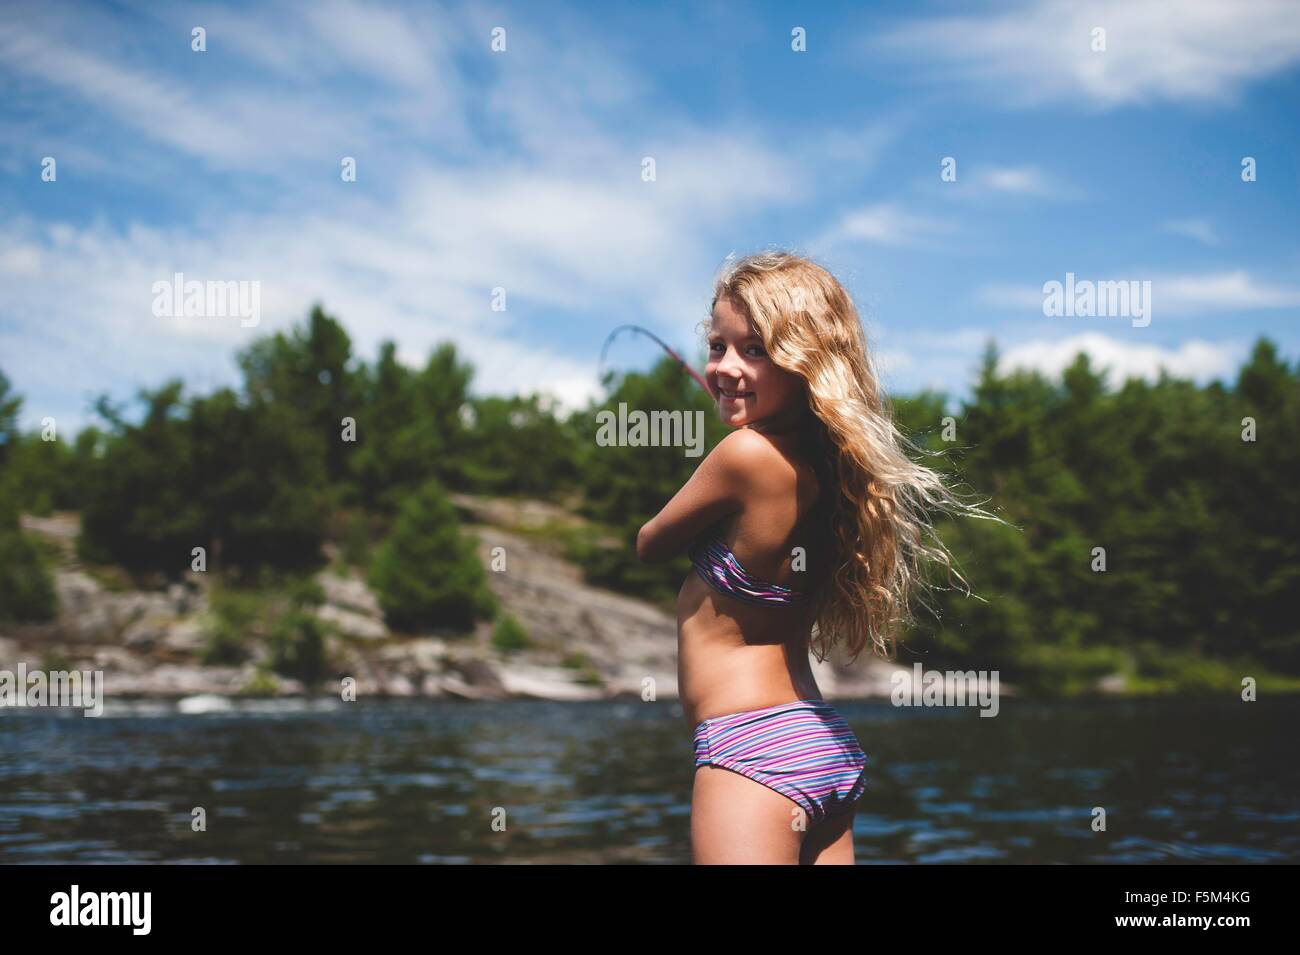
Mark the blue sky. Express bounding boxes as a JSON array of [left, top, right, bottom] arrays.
[[3, 0, 1299, 433]]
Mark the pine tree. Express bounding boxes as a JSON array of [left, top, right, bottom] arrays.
[[368, 479, 496, 632]]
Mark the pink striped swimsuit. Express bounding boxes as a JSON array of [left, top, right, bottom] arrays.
[[686, 532, 868, 825], [687, 532, 809, 607], [693, 698, 869, 827]]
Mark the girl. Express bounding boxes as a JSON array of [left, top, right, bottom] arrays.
[[637, 250, 998, 864]]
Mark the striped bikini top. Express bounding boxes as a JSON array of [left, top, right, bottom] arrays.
[[687, 533, 808, 607]]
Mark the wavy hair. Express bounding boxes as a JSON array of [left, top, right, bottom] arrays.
[[700, 249, 1010, 665]]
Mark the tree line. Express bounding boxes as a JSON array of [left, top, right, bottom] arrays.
[[1, 305, 1296, 694]]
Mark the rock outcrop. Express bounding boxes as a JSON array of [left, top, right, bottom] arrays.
[[3, 500, 912, 703]]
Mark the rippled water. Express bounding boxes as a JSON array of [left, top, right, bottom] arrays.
[[2, 695, 1296, 863]]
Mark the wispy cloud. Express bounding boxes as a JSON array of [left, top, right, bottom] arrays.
[[0, 1, 810, 431], [997, 332, 1244, 385], [975, 284, 1053, 310], [977, 166, 1053, 195], [937, 163, 1077, 202], [1157, 271, 1300, 311], [811, 202, 954, 251], [0, 15, 359, 171], [1, 0, 1295, 432], [1, 128, 802, 429], [872, 0, 1300, 109], [1161, 218, 1219, 246]]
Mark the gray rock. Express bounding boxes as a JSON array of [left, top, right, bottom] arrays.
[[382, 674, 420, 697], [405, 638, 448, 672], [316, 572, 383, 618], [167, 582, 206, 616], [54, 571, 104, 624], [121, 615, 172, 651], [54, 570, 180, 644], [497, 662, 605, 701], [445, 656, 506, 693], [117, 592, 172, 623], [105, 664, 245, 697], [91, 646, 149, 674], [317, 603, 387, 641], [1095, 673, 1127, 694], [436, 673, 502, 700], [162, 619, 207, 654], [376, 638, 448, 671]]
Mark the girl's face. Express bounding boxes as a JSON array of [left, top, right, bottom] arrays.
[[706, 294, 807, 432]]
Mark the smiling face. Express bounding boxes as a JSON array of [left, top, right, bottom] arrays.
[[706, 294, 808, 432]]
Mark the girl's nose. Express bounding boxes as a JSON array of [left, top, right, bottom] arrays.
[[716, 349, 744, 380]]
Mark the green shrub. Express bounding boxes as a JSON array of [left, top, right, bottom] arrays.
[[241, 666, 279, 697], [561, 652, 603, 687], [491, 613, 529, 653], [368, 479, 496, 632], [0, 500, 57, 623], [285, 575, 325, 608], [201, 588, 266, 665], [1012, 642, 1131, 696], [269, 610, 328, 685]]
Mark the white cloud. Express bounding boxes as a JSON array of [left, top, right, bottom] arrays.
[[1161, 218, 1219, 246], [979, 166, 1052, 195], [998, 332, 1243, 385], [0, 208, 605, 428], [0, 0, 478, 175], [300, 0, 456, 90], [0, 242, 41, 275], [0, 1, 818, 433], [0, 128, 798, 429], [936, 164, 1077, 202], [1157, 271, 1300, 310], [874, 0, 1300, 108], [811, 202, 954, 251], [0, 135, 799, 434], [974, 284, 1049, 309]]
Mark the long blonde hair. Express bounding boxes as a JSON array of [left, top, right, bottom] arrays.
[[703, 249, 1009, 665]]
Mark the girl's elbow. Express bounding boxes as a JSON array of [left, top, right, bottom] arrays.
[[636, 525, 652, 562], [636, 524, 661, 563]]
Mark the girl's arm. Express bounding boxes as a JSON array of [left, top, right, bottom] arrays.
[[636, 428, 770, 564]]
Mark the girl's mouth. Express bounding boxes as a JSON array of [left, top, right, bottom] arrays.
[[720, 388, 754, 400]]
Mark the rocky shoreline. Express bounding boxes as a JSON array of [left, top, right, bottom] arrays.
[[2, 499, 948, 704]]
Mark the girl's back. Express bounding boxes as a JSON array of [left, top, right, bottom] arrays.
[[675, 427, 831, 727]]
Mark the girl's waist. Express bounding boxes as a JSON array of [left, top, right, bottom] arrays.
[[678, 652, 822, 727]]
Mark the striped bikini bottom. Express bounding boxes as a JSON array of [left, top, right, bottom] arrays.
[[692, 698, 869, 828]]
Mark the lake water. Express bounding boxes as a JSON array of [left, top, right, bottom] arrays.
[[2, 695, 1297, 863]]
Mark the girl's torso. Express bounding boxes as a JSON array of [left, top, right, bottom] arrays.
[[676, 428, 833, 728]]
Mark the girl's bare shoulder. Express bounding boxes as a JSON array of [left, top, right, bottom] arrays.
[[727, 428, 822, 504]]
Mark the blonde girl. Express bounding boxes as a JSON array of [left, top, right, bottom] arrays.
[[638, 249, 1001, 864]]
